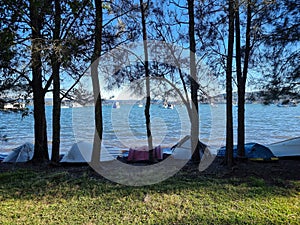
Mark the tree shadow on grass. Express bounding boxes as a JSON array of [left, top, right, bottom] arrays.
[[0, 158, 299, 202]]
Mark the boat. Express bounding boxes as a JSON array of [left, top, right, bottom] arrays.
[[167, 104, 174, 109], [217, 143, 278, 161], [162, 101, 174, 109], [112, 101, 120, 109], [267, 137, 300, 157], [61, 101, 83, 108], [70, 102, 83, 108], [60, 141, 114, 163], [137, 101, 143, 107], [2, 102, 26, 111], [2, 143, 34, 163], [61, 100, 71, 108], [119, 135, 209, 163]]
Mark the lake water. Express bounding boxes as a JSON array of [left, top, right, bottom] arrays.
[[0, 103, 299, 155]]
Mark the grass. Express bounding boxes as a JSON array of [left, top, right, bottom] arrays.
[[0, 167, 299, 225]]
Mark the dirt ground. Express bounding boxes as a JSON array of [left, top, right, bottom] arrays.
[[186, 157, 300, 184], [0, 157, 299, 185]]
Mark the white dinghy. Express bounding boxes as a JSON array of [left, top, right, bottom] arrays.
[[60, 141, 115, 163], [267, 137, 300, 157], [2, 143, 34, 163]]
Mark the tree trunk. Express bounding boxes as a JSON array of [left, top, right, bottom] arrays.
[[188, 0, 200, 162], [30, 0, 49, 163], [51, 60, 61, 163], [237, 0, 252, 158], [140, 0, 154, 161], [51, 0, 62, 163], [235, 0, 245, 158], [91, 0, 103, 166], [225, 0, 235, 167], [237, 85, 246, 158]]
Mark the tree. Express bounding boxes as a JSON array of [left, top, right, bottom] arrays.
[[263, 50, 299, 101], [90, 0, 103, 165], [225, 0, 235, 167], [194, 1, 238, 164], [235, 0, 252, 158], [51, 0, 62, 163], [187, 0, 201, 162], [148, 0, 216, 162], [261, 0, 300, 101], [1, 0, 94, 163], [30, 0, 50, 162], [0, 0, 52, 162], [234, 0, 286, 158], [49, 0, 92, 163], [0, 24, 30, 105], [88, 0, 140, 164], [140, 0, 154, 161]]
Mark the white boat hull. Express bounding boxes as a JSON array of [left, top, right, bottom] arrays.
[[267, 137, 300, 157]]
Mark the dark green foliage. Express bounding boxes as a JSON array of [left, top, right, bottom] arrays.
[[261, 0, 300, 101]]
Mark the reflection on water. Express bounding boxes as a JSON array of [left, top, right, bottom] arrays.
[[0, 104, 299, 156]]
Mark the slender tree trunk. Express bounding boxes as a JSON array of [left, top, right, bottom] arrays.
[[235, 0, 245, 158], [225, 0, 235, 167], [51, 60, 61, 163], [140, 0, 154, 161], [91, 0, 103, 165], [243, 0, 252, 88], [30, 0, 49, 163], [237, 83, 246, 157], [188, 0, 200, 162], [237, 0, 252, 158], [51, 0, 61, 163]]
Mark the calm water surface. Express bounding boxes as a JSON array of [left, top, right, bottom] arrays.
[[0, 104, 299, 155]]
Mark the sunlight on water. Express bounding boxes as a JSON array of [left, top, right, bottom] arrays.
[[0, 104, 299, 156]]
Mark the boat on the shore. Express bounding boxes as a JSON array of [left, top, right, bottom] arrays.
[[119, 135, 209, 163], [217, 136, 300, 159], [217, 143, 278, 161], [2, 143, 33, 163], [267, 137, 300, 157], [60, 142, 114, 163]]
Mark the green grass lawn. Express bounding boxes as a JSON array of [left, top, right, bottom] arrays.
[[0, 167, 299, 225]]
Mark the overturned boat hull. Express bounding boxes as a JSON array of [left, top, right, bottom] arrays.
[[267, 137, 300, 157]]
